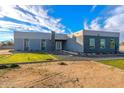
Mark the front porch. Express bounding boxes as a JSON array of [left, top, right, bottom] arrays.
[[55, 40, 66, 51]]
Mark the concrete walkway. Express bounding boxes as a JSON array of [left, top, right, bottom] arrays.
[[58, 54, 124, 61], [56, 50, 124, 61]]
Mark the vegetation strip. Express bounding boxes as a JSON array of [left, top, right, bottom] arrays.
[[0, 53, 58, 64], [99, 59, 124, 69]]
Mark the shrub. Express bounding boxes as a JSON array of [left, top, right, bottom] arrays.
[[9, 64, 20, 68], [46, 58, 54, 61], [0, 64, 20, 69], [58, 62, 67, 65], [0, 65, 8, 69]]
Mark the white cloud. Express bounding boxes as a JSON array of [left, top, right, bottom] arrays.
[[0, 21, 41, 32], [103, 6, 124, 41], [84, 6, 124, 41], [0, 5, 66, 33], [109, 6, 124, 15], [86, 6, 124, 31], [0, 28, 11, 31], [83, 18, 101, 30], [103, 6, 124, 32], [83, 20, 90, 30], [89, 18, 101, 30], [86, 6, 124, 32], [104, 14, 124, 31], [0, 32, 13, 41], [90, 5, 97, 12]]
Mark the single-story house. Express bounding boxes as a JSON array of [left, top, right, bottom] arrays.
[[14, 30, 120, 53]]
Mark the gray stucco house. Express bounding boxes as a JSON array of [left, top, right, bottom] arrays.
[[14, 30, 120, 54]]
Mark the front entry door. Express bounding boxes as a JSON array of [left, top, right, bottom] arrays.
[[55, 41, 62, 50]]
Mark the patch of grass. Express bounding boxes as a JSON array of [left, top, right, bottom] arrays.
[[0, 55, 9, 59], [0, 53, 58, 64], [99, 59, 124, 69]]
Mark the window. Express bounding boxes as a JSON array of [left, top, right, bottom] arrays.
[[24, 39, 29, 51], [41, 40, 46, 50], [89, 38, 95, 49], [110, 39, 115, 49], [100, 39, 106, 49], [55, 41, 62, 50]]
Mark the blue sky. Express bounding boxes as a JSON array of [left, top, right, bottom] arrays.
[[0, 5, 124, 41], [48, 5, 106, 31]]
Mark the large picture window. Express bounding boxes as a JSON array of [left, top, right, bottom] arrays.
[[110, 39, 115, 49], [100, 39, 105, 49], [89, 38, 95, 49]]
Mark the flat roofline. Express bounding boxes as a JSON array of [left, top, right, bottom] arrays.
[[14, 31, 67, 35], [83, 29, 120, 34], [14, 29, 120, 35]]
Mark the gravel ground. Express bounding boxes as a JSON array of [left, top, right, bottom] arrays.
[[1, 61, 124, 88]]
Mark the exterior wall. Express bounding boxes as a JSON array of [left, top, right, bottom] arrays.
[[83, 35, 119, 53], [14, 39, 24, 51], [14, 39, 52, 51], [29, 39, 40, 51], [64, 30, 84, 52], [45, 39, 53, 51], [83, 30, 120, 53], [14, 30, 120, 53], [14, 31, 67, 51], [29, 39, 51, 51], [14, 31, 68, 40]]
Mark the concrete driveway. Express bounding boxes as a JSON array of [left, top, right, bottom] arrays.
[[58, 54, 124, 61]]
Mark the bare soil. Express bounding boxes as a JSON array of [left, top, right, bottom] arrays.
[[1, 61, 124, 88], [0, 49, 12, 55]]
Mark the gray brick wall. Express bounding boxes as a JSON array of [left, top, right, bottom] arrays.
[[83, 35, 119, 53]]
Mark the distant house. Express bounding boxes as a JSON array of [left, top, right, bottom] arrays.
[[0, 41, 13, 49], [14, 30, 120, 54]]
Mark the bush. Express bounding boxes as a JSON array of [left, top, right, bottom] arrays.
[[46, 58, 54, 61], [58, 62, 67, 65], [8, 64, 19, 68], [0, 64, 20, 69], [0, 65, 8, 69]]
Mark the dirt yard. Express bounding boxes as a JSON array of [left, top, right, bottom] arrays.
[[1, 61, 124, 88], [0, 49, 12, 55]]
